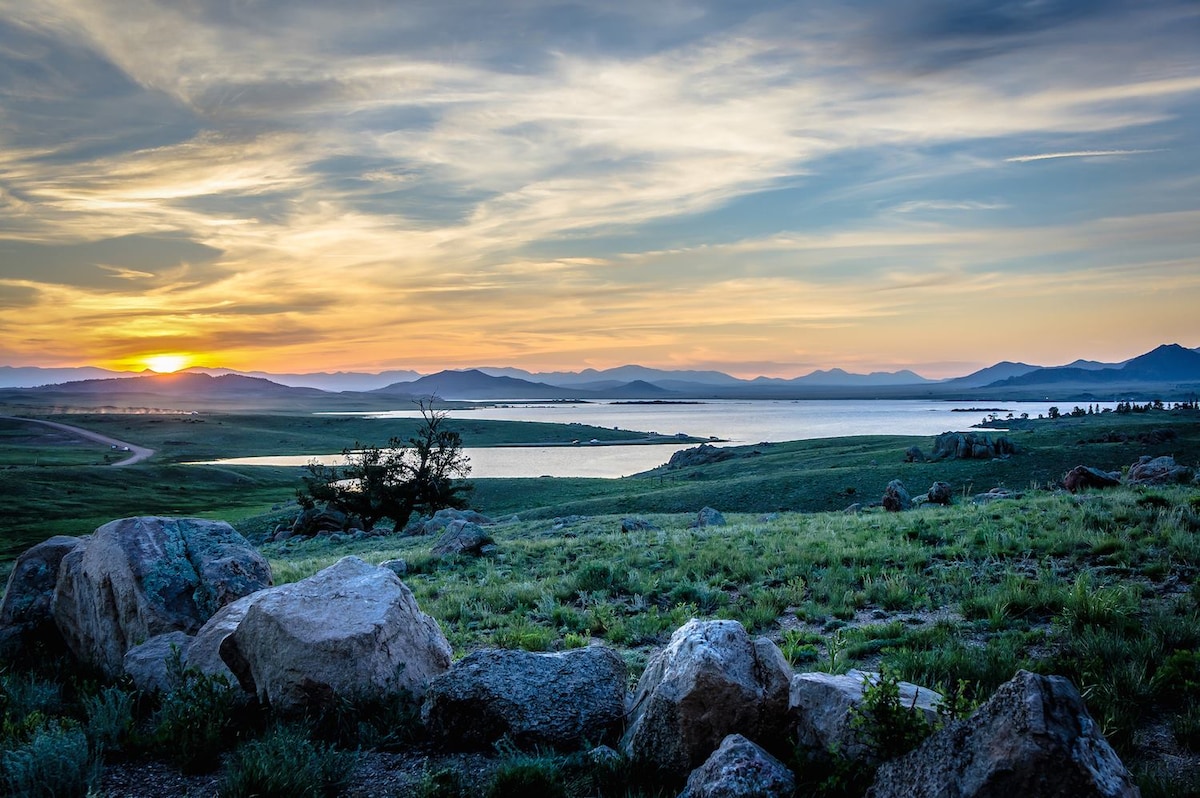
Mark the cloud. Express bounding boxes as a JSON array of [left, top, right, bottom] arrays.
[[0, 1, 1197, 372], [1006, 149, 1158, 162]]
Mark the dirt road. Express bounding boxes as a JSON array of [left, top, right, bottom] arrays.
[[0, 415, 155, 466]]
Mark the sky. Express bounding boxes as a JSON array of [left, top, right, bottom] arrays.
[[0, 0, 1198, 379]]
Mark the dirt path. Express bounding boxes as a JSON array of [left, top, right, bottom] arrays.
[[0, 415, 155, 466]]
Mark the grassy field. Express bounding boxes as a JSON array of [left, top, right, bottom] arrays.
[[2, 407, 1199, 794], [0, 410, 701, 562]]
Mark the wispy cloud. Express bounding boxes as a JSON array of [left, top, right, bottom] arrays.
[[0, 1, 1197, 373], [1006, 149, 1158, 163]]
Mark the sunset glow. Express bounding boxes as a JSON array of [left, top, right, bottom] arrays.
[[0, 2, 1197, 377], [143, 355, 191, 374]]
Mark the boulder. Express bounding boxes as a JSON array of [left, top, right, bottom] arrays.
[[972, 488, 1022, 505], [405, 508, 494, 536], [290, 504, 350, 536], [666, 444, 738, 469], [867, 670, 1138, 798], [882, 480, 912, 512], [51, 517, 271, 676], [922, 481, 953, 506], [681, 734, 796, 798], [695, 507, 727, 528], [904, 446, 926, 463], [421, 646, 627, 751], [123, 631, 193, 693], [932, 433, 1017, 461], [185, 591, 264, 686], [1062, 465, 1122, 493], [621, 517, 658, 533], [380, 558, 408, 577], [790, 670, 942, 761], [1127, 455, 1193, 486], [431, 520, 494, 558], [621, 619, 792, 777], [219, 557, 451, 713], [0, 535, 82, 657]]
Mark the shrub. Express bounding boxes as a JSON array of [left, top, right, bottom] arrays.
[[415, 767, 468, 798], [1, 720, 100, 798], [848, 670, 934, 761], [485, 755, 569, 798], [151, 658, 243, 774], [219, 724, 355, 798], [83, 685, 135, 755]]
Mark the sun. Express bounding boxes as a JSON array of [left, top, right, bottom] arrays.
[[144, 354, 191, 373]]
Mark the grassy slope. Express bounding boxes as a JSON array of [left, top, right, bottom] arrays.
[[0, 412, 699, 561]]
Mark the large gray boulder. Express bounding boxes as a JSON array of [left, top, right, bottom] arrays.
[[621, 619, 792, 777], [695, 507, 727, 528], [431, 520, 494, 558], [1063, 465, 1121, 493], [0, 535, 82, 657], [123, 631, 193, 693], [219, 557, 451, 713], [867, 670, 1139, 798], [407, 508, 494, 536], [790, 670, 942, 761], [421, 646, 627, 751], [681, 734, 796, 798], [1127, 455, 1193, 486], [51, 517, 271, 676], [185, 591, 265, 686], [882, 480, 912, 512]]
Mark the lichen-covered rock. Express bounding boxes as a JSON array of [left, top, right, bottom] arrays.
[[422, 646, 627, 750], [790, 670, 942, 761], [867, 670, 1138, 798], [1127, 455, 1193, 486], [904, 446, 926, 463], [51, 517, 271, 676], [621, 619, 792, 777], [123, 631, 194, 693], [1063, 465, 1121, 493], [185, 591, 265, 686], [922, 481, 953, 506], [0, 535, 81, 657], [219, 557, 451, 713], [695, 507, 727, 528], [932, 433, 1017, 461], [681, 734, 796, 798], [431, 520, 494, 558], [882, 480, 912, 512], [405, 508, 494, 536]]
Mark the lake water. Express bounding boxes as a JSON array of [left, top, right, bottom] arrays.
[[193, 399, 1103, 478]]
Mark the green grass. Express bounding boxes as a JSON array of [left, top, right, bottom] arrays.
[[2, 407, 1199, 790]]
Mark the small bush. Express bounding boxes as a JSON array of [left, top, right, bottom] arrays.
[[848, 670, 934, 761], [415, 767, 469, 798], [83, 684, 135, 755], [152, 659, 242, 774], [219, 724, 355, 798], [1, 720, 100, 798], [485, 755, 569, 798]]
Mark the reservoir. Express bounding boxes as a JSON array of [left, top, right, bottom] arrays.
[[193, 399, 1107, 477]]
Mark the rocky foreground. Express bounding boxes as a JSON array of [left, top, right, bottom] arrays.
[[2, 515, 1143, 796]]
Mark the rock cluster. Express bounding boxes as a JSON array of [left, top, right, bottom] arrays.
[[1062, 454, 1194, 492], [621, 619, 790, 776], [666, 443, 738, 469], [52, 517, 272, 676], [868, 670, 1139, 798], [1, 518, 1144, 797], [932, 432, 1017, 461]]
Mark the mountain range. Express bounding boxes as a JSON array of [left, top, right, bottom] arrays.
[[1, 344, 1198, 407]]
